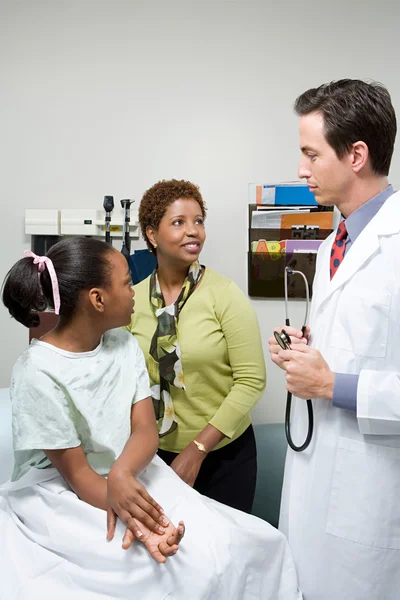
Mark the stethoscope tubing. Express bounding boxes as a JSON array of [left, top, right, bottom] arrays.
[[282, 267, 314, 452], [285, 391, 314, 452]]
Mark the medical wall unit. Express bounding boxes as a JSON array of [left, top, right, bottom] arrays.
[[25, 207, 139, 238], [248, 183, 335, 299], [25, 206, 140, 255]]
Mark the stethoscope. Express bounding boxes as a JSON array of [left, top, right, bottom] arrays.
[[274, 267, 314, 452]]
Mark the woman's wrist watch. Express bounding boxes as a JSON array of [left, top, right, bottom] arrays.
[[192, 439, 208, 455]]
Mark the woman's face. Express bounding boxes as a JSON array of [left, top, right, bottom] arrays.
[[149, 198, 206, 266]]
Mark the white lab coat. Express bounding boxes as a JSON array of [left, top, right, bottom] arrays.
[[279, 190, 400, 600]]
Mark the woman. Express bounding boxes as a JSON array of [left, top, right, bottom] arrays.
[[0, 237, 301, 600], [127, 179, 266, 513]]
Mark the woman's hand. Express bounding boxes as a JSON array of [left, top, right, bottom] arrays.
[[106, 466, 169, 541], [121, 517, 186, 563], [170, 444, 205, 487]]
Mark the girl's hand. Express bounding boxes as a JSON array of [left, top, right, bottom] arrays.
[[106, 466, 169, 541], [121, 518, 186, 563]]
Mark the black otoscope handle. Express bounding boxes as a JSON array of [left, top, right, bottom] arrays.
[[121, 244, 130, 261], [103, 196, 114, 245], [120, 199, 134, 262]]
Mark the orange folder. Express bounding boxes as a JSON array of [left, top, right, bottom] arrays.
[[281, 212, 333, 229]]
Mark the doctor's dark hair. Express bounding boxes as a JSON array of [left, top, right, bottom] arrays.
[[294, 79, 397, 176], [2, 237, 114, 328], [139, 179, 207, 255]]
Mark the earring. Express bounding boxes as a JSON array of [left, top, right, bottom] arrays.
[[153, 243, 157, 249]]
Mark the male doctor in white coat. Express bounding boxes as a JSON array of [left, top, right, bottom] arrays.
[[269, 79, 400, 600]]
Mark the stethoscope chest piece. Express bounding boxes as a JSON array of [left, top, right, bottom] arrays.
[[274, 329, 291, 350]]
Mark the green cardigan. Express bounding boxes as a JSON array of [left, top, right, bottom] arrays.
[[126, 268, 266, 452]]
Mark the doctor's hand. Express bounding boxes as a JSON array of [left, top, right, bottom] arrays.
[[268, 326, 310, 370], [278, 344, 334, 400]]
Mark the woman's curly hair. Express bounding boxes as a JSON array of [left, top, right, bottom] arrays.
[[139, 179, 207, 255]]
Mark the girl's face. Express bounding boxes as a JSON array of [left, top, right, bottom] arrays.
[[147, 198, 206, 267], [102, 250, 135, 327]]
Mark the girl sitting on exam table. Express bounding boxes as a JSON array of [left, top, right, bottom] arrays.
[[0, 237, 301, 600], [126, 179, 265, 514]]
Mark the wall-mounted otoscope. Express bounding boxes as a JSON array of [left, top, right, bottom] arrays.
[[103, 196, 114, 245], [120, 199, 134, 262]]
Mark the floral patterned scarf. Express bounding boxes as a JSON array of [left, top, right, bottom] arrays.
[[148, 261, 203, 437]]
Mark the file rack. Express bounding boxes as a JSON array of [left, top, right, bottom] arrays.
[[247, 203, 334, 299]]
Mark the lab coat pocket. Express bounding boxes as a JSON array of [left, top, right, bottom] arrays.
[[331, 290, 391, 358], [326, 437, 400, 549]]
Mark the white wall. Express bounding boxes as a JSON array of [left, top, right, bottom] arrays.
[[1, 0, 400, 423]]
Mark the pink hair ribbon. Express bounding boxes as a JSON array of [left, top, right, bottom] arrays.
[[23, 250, 61, 315]]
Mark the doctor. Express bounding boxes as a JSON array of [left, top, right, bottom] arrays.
[[269, 79, 400, 600]]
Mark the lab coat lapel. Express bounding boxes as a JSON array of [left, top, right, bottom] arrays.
[[312, 191, 400, 314], [310, 235, 333, 317]]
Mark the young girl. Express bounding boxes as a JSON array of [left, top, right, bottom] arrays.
[[0, 237, 301, 600]]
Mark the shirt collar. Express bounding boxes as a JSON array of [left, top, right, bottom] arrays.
[[344, 184, 394, 244]]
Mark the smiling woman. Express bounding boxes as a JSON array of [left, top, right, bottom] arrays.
[[126, 179, 266, 513]]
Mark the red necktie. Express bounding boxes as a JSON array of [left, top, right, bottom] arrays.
[[330, 221, 347, 280]]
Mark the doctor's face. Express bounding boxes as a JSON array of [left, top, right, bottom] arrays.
[[297, 111, 353, 207]]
